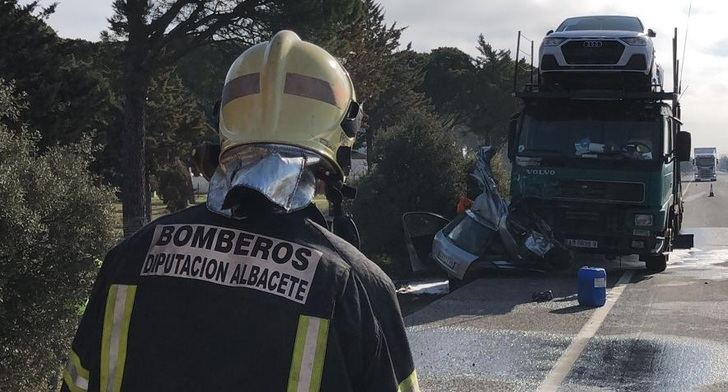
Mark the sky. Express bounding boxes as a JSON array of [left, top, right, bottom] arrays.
[[34, 0, 728, 154]]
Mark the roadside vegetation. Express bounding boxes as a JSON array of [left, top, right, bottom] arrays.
[[0, 80, 117, 392], [0, 0, 529, 388], [719, 155, 728, 171]]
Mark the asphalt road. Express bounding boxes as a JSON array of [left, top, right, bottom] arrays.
[[403, 172, 728, 391]]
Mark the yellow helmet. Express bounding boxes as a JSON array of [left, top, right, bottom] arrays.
[[218, 30, 362, 182]]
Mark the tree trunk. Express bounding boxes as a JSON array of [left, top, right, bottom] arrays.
[[145, 170, 152, 221], [121, 65, 151, 237], [365, 128, 374, 171]]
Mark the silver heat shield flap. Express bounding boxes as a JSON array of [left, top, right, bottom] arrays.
[[207, 145, 320, 218]]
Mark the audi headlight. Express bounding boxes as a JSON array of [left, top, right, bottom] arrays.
[[634, 214, 654, 227], [542, 37, 566, 46], [622, 37, 647, 46]]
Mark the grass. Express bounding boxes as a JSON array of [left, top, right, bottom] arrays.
[[111, 193, 208, 236]]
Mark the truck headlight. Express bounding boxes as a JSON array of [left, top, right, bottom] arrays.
[[542, 37, 566, 46], [634, 214, 653, 227], [622, 37, 647, 46]]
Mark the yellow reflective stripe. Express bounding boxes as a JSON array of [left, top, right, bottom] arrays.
[[63, 371, 87, 392], [100, 285, 117, 392], [287, 315, 309, 392], [100, 284, 137, 392], [287, 315, 330, 392], [63, 350, 90, 391], [70, 350, 90, 379], [397, 370, 420, 392], [308, 317, 329, 392]]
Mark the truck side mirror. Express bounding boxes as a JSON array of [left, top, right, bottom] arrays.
[[508, 115, 519, 161], [546, 30, 554, 36], [676, 131, 691, 162], [647, 29, 656, 38]]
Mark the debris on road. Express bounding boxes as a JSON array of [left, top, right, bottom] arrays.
[[396, 280, 450, 295], [532, 290, 554, 302]]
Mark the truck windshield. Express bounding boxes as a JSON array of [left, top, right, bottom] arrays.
[[518, 103, 663, 161], [695, 157, 715, 166]]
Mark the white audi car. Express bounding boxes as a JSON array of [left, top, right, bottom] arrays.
[[539, 15, 663, 91]]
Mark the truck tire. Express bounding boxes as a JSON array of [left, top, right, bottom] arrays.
[[646, 253, 668, 273]]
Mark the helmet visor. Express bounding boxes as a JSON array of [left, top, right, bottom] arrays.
[[207, 145, 324, 216]]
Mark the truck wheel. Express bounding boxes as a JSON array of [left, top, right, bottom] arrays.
[[646, 254, 668, 273]]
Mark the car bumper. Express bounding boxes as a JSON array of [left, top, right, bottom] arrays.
[[431, 230, 478, 279], [540, 39, 652, 75]]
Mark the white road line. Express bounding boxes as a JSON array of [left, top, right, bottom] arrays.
[[536, 270, 634, 392], [684, 190, 709, 203], [682, 183, 690, 198]]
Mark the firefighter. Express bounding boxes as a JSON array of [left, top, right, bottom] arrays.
[[62, 30, 419, 392]]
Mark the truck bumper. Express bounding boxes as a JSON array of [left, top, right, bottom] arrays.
[[523, 199, 667, 257], [557, 233, 662, 256]]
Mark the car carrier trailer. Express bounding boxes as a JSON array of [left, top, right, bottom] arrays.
[[509, 28, 691, 272]]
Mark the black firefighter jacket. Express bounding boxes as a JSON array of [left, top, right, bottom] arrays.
[[61, 203, 419, 392]]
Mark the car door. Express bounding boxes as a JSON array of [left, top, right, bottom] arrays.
[[402, 212, 450, 274]]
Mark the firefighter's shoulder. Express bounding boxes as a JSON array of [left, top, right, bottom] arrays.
[[304, 219, 396, 295], [116, 204, 209, 251], [101, 205, 211, 276]]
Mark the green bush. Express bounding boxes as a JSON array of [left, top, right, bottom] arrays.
[[0, 81, 117, 392], [157, 159, 194, 212], [353, 110, 467, 267], [491, 147, 511, 198]]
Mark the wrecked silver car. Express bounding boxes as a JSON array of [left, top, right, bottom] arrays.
[[406, 146, 571, 280]]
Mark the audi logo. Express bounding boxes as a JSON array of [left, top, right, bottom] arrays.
[[582, 40, 603, 48]]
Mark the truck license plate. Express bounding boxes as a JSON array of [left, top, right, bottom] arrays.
[[565, 239, 598, 249]]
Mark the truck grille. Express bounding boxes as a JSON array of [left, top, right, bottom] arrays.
[[536, 205, 625, 235], [557, 180, 644, 203], [561, 40, 625, 65]]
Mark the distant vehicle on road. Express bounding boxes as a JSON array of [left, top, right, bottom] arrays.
[[539, 15, 662, 91], [693, 147, 717, 182]]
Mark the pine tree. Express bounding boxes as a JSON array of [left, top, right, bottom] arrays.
[[334, 0, 429, 165], [108, 0, 363, 235]]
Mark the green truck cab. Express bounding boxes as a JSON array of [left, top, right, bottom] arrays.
[[508, 93, 691, 272]]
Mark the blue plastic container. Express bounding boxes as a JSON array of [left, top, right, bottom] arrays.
[[577, 266, 607, 307]]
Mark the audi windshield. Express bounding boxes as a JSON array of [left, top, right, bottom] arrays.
[[556, 16, 644, 32]]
